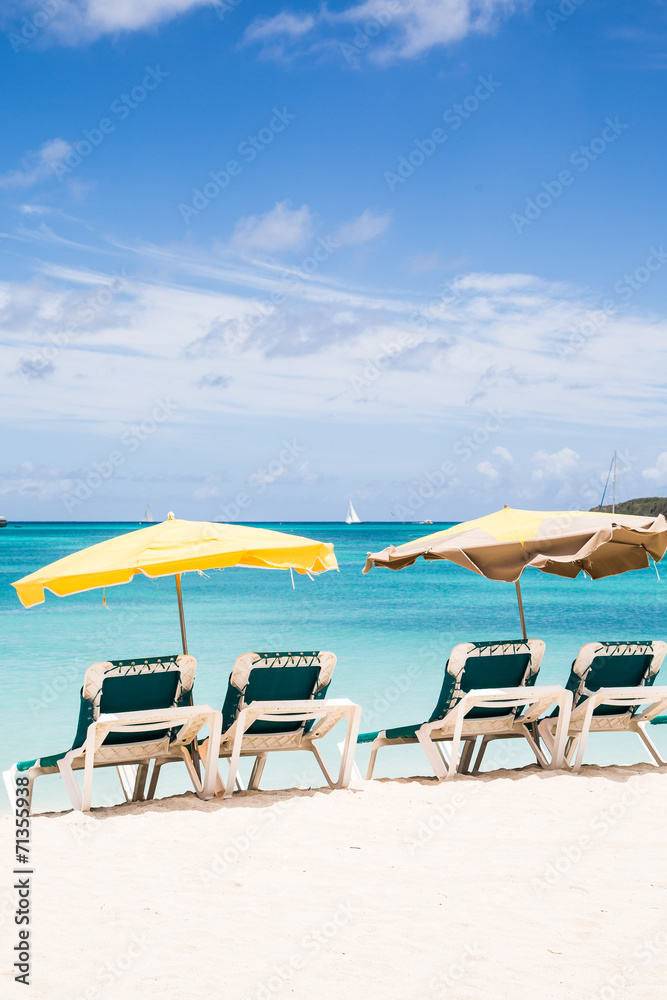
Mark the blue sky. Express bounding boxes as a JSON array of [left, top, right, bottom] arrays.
[[1, 0, 667, 521]]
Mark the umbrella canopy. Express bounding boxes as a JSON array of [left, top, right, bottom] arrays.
[[363, 507, 667, 638], [12, 514, 338, 652], [364, 507, 667, 580]]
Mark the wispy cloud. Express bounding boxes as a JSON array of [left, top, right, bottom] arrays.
[[6, 0, 218, 45], [229, 201, 315, 255], [334, 209, 391, 246], [643, 453, 667, 484], [0, 138, 71, 188], [243, 0, 531, 64]]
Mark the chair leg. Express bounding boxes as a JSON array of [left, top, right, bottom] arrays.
[[365, 737, 385, 780], [58, 752, 84, 812], [223, 726, 246, 799], [459, 738, 477, 774], [132, 764, 149, 802], [634, 722, 666, 766], [248, 755, 268, 790], [309, 744, 337, 788], [117, 765, 137, 801], [417, 729, 448, 780], [471, 737, 489, 776], [338, 741, 363, 782], [146, 760, 164, 800]]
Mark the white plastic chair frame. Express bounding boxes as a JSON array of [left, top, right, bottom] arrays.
[[61, 705, 222, 811], [199, 698, 362, 798], [365, 685, 573, 780], [4, 705, 222, 813], [539, 686, 667, 772]]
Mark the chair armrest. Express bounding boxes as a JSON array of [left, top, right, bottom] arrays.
[[571, 686, 667, 722], [423, 685, 569, 733], [222, 699, 359, 745], [89, 705, 218, 752]]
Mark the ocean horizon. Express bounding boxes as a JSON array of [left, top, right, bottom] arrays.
[[2, 519, 666, 814]]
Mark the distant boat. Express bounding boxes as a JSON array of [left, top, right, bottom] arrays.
[[0, 515, 7, 528], [419, 520, 433, 524], [345, 500, 362, 524], [143, 504, 155, 523]]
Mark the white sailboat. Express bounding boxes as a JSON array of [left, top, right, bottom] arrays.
[[345, 500, 362, 524], [143, 503, 155, 523]]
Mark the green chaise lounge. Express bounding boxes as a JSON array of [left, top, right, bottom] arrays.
[[152, 651, 361, 799], [3, 654, 222, 812], [538, 640, 667, 771], [357, 639, 572, 779]]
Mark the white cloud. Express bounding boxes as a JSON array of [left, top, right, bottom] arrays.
[[243, 0, 530, 62], [0, 139, 71, 189], [244, 11, 316, 42], [642, 453, 667, 484], [477, 461, 499, 481], [532, 448, 580, 481], [229, 201, 315, 255], [0, 461, 74, 500], [492, 445, 513, 463], [334, 209, 391, 246], [7, 0, 217, 43]]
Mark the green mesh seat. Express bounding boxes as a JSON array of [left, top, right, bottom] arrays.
[[538, 641, 667, 771], [358, 639, 571, 779], [3, 655, 221, 812]]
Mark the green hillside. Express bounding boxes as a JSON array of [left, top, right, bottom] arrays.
[[591, 497, 667, 517]]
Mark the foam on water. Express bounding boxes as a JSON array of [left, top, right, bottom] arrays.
[[1, 521, 666, 813]]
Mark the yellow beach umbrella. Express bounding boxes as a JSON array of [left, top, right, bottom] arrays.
[[364, 506, 667, 638], [12, 514, 338, 652]]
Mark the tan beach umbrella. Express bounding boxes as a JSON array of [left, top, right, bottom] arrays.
[[364, 507, 667, 638], [12, 514, 338, 653]]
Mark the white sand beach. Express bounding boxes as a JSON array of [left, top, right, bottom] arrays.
[[3, 763, 667, 1000]]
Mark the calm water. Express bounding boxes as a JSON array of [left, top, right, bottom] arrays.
[[1, 521, 666, 813]]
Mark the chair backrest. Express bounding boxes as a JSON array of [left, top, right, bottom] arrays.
[[70, 654, 197, 750], [429, 640, 545, 722], [566, 641, 667, 716], [222, 651, 336, 735]]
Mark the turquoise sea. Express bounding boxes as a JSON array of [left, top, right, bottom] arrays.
[[2, 521, 666, 814]]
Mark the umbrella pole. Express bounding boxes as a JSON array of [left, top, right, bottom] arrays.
[[175, 573, 188, 654], [515, 580, 527, 641]]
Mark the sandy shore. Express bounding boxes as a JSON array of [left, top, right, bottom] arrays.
[[2, 764, 667, 999]]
